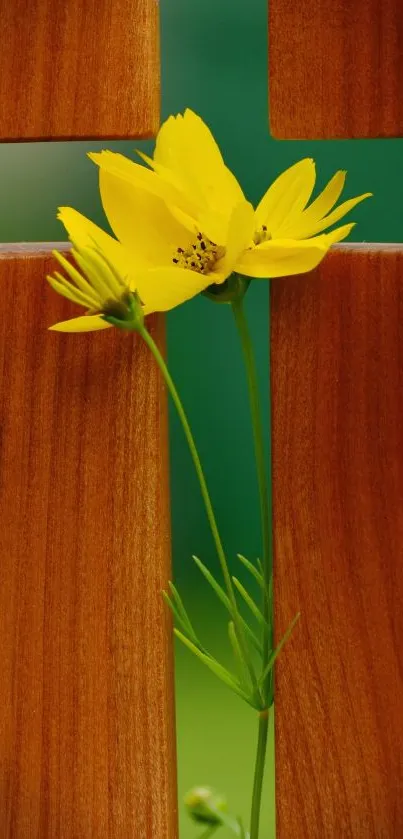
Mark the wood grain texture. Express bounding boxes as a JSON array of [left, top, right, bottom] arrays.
[[0, 247, 177, 837], [0, 0, 159, 141], [269, 0, 403, 138], [271, 246, 403, 837]]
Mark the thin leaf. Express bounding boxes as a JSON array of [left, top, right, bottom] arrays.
[[192, 555, 230, 608], [168, 581, 199, 644], [257, 558, 264, 576], [162, 591, 194, 640], [265, 574, 274, 645], [228, 620, 250, 690], [174, 629, 256, 707], [232, 577, 269, 630], [193, 556, 262, 655], [265, 573, 273, 611], [163, 591, 207, 654], [260, 612, 300, 686], [197, 827, 220, 839], [237, 554, 264, 587], [237, 817, 249, 839]]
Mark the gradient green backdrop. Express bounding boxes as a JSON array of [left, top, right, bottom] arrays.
[[1, 0, 402, 836]]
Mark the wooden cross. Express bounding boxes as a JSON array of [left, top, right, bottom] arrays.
[[0, 1, 402, 837]]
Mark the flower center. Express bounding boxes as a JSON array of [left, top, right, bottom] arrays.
[[172, 232, 225, 274], [252, 224, 271, 246]]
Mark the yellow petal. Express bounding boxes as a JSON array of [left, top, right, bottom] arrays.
[[153, 109, 245, 220], [192, 207, 229, 247], [52, 250, 101, 305], [321, 222, 355, 244], [49, 315, 112, 332], [277, 170, 346, 239], [136, 148, 203, 217], [295, 193, 372, 239], [58, 207, 133, 279], [138, 266, 211, 314], [212, 201, 255, 283], [47, 271, 99, 309], [89, 150, 192, 214], [236, 238, 330, 279], [255, 159, 316, 234], [143, 156, 234, 244], [98, 167, 194, 266]]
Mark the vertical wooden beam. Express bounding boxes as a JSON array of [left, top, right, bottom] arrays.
[[0, 0, 159, 140], [269, 0, 403, 138], [271, 246, 403, 836], [0, 247, 177, 837]]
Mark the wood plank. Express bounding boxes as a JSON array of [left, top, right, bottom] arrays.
[[271, 246, 403, 837], [269, 0, 403, 138], [0, 0, 159, 141], [0, 247, 177, 837]]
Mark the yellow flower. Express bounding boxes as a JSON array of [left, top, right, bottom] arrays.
[[52, 185, 255, 330], [89, 109, 371, 281], [47, 242, 144, 332]]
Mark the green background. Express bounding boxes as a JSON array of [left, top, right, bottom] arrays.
[[1, 0, 402, 836]]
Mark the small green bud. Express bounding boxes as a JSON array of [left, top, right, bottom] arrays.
[[102, 290, 145, 331], [184, 786, 227, 825], [203, 272, 250, 304]]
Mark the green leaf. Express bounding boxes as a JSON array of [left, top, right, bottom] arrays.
[[162, 591, 191, 638], [232, 577, 269, 630], [193, 555, 230, 609], [259, 612, 300, 686], [174, 629, 257, 707], [193, 556, 262, 655], [265, 573, 274, 644], [168, 581, 200, 646], [228, 620, 250, 690], [197, 827, 220, 839], [237, 554, 264, 587], [237, 816, 248, 838]]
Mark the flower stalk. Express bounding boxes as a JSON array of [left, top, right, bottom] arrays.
[[137, 321, 259, 694], [231, 291, 274, 838]]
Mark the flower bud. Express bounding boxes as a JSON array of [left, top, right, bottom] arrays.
[[184, 786, 227, 825]]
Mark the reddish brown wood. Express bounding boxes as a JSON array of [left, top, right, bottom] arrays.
[[269, 0, 403, 138], [272, 246, 403, 837], [0, 247, 177, 837], [0, 0, 159, 141]]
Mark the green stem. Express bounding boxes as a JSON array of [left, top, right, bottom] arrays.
[[231, 297, 273, 691], [139, 323, 257, 690], [249, 711, 269, 839], [231, 295, 274, 839]]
